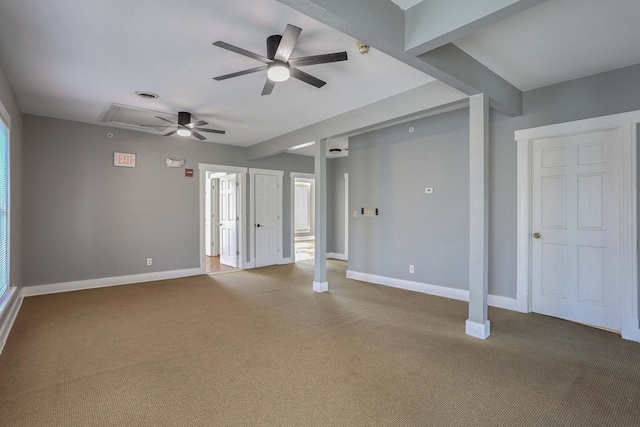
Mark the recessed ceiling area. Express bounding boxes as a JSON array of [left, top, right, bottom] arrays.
[[0, 0, 435, 147], [455, 0, 640, 91]]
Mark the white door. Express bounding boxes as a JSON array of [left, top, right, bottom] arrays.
[[255, 173, 279, 267], [205, 177, 213, 256], [219, 174, 237, 268], [531, 129, 622, 330], [205, 178, 218, 256]]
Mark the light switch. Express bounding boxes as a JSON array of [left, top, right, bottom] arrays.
[[353, 211, 357, 218], [425, 187, 434, 194]]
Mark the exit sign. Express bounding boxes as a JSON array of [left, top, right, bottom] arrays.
[[114, 152, 136, 167]]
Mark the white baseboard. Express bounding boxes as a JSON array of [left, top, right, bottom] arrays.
[[313, 281, 329, 293], [345, 270, 518, 312], [0, 287, 23, 354], [279, 257, 294, 265], [327, 253, 348, 261], [466, 319, 491, 339], [621, 317, 640, 343], [22, 268, 205, 297]]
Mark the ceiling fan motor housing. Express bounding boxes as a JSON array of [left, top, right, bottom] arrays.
[[266, 35, 282, 60], [178, 111, 191, 126]]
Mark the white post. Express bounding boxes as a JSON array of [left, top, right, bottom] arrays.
[[466, 94, 490, 339], [313, 139, 328, 292]]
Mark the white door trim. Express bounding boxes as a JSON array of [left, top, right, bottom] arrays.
[[198, 164, 248, 270], [515, 111, 639, 342], [290, 172, 315, 263], [250, 168, 284, 267]]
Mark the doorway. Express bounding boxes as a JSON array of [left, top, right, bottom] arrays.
[[515, 111, 638, 340], [290, 173, 316, 262], [199, 164, 248, 273]]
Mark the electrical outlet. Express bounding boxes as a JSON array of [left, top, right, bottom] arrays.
[[409, 265, 414, 274], [147, 258, 152, 266]]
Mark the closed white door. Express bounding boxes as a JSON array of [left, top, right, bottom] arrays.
[[219, 174, 237, 268], [531, 129, 621, 330], [255, 173, 279, 267]]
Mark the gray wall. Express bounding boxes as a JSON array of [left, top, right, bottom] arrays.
[[344, 62, 640, 302], [348, 109, 470, 289], [22, 115, 313, 286], [0, 65, 22, 291], [327, 156, 349, 255]]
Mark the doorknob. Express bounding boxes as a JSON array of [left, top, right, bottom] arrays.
[[533, 232, 541, 239], [256, 224, 262, 228]]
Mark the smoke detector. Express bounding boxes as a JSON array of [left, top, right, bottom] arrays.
[[355, 41, 369, 55]]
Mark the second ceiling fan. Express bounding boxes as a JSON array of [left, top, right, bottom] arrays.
[[213, 24, 348, 95]]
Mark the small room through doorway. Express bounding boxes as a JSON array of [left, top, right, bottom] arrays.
[[205, 170, 240, 273], [293, 176, 315, 261]]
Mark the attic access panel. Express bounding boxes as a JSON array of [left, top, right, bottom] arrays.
[[103, 103, 177, 133]]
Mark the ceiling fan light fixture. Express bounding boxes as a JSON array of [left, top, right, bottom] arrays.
[[177, 128, 192, 137], [267, 62, 290, 82]]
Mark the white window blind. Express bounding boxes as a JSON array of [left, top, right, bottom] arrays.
[[0, 116, 8, 298]]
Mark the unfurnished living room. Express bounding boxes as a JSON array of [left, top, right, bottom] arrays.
[[0, 0, 639, 425]]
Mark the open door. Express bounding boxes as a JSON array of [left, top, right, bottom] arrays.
[[219, 174, 237, 268]]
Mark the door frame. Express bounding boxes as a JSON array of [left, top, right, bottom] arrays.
[[249, 168, 284, 267], [291, 172, 315, 262], [205, 174, 219, 257], [199, 164, 248, 271], [515, 111, 639, 342]]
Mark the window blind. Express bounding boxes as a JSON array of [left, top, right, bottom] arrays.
[[0, 116, 8, 298]]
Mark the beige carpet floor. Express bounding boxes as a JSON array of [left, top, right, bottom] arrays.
[[1, 260, 639, 426]]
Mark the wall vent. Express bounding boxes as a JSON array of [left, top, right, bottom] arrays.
[[103, 103, 177, 133]]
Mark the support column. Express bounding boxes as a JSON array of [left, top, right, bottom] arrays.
[[467, 94, 490, 339], [313, 139, 328, 292]]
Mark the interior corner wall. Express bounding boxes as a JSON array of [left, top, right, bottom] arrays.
[[346, 63, 640, 301], [327, 156, 349, 255], [0, 64, 23, 292], [348, 109, 471, 290], [22, 115, 313, 286]]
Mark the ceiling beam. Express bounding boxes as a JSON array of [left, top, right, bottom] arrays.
[[276, 0, 523, 116], [405, 0, 547, 56], [246, 81, 467, 160]]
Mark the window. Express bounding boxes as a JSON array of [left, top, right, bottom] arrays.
[[0, 113, 8, 298], [294, 182, 311, 233]]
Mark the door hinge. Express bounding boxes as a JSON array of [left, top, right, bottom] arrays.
[[236, 182, 239, 187], [236, 251, 239, 255], [236, 216, 239, 221]]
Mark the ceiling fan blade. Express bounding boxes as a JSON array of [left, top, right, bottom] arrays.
[[188, 120, 207, 128], [164, 130, 178, 136], [212, 41, 270, 64], [214, 65, 268, 81], [261, 79, 276, 96], [191, 131, 206, 141], [290, 68, 326, 88], [156, 116, 177, 125], [194, 128, 226, 135], [274, 24, 302, 62], [289, 52, 348, 68]]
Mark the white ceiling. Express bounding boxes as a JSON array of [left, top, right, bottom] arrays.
[[455, 0, 640, 91], [1, 0, 639, 153], [0, 0, 434, 147]]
